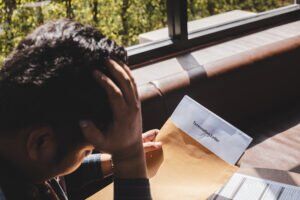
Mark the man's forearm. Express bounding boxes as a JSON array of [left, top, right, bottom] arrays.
[[101, 149, 152, 200], [100, 153, 113, 178], [112, 142, 151, 200], [112, 142, 147, 179]]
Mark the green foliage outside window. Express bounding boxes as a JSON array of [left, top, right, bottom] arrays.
[[187, 0, 293, 19], [0, 0, 294, 66]]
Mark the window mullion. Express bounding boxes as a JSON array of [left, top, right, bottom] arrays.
[[167, 0, 188, 41]]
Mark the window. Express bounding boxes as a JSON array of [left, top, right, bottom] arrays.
[[187, 0, 296, 33], [1, 0, 299, 67], [0, 0, 168, 65], [128, 0, 300, 67], [188, 0, 295, 21]]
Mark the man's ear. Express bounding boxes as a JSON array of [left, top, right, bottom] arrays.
[[26, 127, 56, 162]]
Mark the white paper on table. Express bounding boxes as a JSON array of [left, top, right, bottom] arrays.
[[211, 173, 300, 200], [170, 95, 253, 165]]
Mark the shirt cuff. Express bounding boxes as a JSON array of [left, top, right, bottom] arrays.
[[114, 178, 152, 200]]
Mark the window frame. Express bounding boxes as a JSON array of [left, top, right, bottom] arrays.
[[127, 0, 300, 68]]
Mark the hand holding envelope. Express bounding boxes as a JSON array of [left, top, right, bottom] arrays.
[[146, 119, 238, 200], [88, 96, 252, 200]]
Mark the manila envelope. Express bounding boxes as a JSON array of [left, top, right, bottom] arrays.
[[88, 119, 237, 200]]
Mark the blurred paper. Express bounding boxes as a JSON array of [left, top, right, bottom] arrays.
[[210, 173, 300, 200], [88, 96, 253, 200]]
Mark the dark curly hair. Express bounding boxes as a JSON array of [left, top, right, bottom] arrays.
[[0, 19, 127, 136]]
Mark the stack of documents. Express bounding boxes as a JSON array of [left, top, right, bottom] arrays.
[[210, 173, 300, 200]]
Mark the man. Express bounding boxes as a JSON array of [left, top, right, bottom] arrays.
[[0, 19, 161, 199]]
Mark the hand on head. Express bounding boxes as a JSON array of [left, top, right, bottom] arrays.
[[79, 59, 161, 178]]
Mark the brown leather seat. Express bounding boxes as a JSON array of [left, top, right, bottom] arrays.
[[135, 33, 300, 172]]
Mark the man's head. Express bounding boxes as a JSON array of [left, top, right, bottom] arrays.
[[0, 19, 127, 182]]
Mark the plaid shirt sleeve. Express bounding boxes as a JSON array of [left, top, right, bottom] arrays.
[[65, 154, 106, 187], [64, 153, 113, 198], [65, 154, 152, 200], [114, 178, 152, 200], [0, 187, 6, 200]]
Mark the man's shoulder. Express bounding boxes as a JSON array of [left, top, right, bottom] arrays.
[[0, 187, 6, 200]]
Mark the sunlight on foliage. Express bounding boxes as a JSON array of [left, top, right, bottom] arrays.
[[0, 0, 295, 66]]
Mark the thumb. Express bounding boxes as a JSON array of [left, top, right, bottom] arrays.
[[79, 120, 105, 149], [143, 141, 162, 153]]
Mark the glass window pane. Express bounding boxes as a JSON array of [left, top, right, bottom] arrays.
[[0, 0, 168, 65], [187, 0, 295, 33]]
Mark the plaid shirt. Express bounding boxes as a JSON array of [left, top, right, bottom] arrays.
[[0, 154, 151, 200], [0, 187, 5, 200]]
